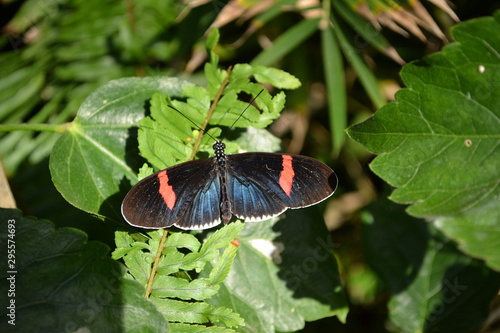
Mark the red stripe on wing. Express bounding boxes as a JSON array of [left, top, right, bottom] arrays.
[[158, 170, 176, 210], [279, 155, 295, 196]]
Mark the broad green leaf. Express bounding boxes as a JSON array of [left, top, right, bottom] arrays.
[[362, 197, 500, 333], [435, 200, 500, 270], [0, 209, 167, 333], [50, 77, 191, 222], [137, 163, 155, 180], [175, 85, 217, 128], [206, 210, 348, 332], [347, 13, 500, 269], [149, 92, 194, 142], [164, 231, 202, 253]]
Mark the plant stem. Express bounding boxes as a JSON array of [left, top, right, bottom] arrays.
[[0, 123, 70, 133], [144, 229, 169, 298], [188, 66, 233, 161]]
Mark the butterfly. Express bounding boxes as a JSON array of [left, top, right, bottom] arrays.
[[121, 140, 337, 230]]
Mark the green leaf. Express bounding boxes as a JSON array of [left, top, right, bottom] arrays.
[[0, 0, 186, 175], [234, 126, 282, 153], [50, 77, 191, 222], [181, 222, 244, 273], [347, 14, 500, 269], [114, 223, 245, 329], [251, 18, 320, 67], [206, 28, 219, 51], [139, 93, 193, 170], [0, 209, 167, 332], [332, 0, 404, 64], [151, 298, 243, 327], [164, 231, 202, 253], [362, 197, 500, 333], [206, 210, 348, 332], [115, 230, 157, 286], [330, 12, 385, 109], [321, 19, 346, 156], [208, 238, 240, 285], [435, 200, 500, 270], [251, 0, 297, 27], [152, 276, 219, 300], [0, 63, 48, 172], [232, 64, 301, 89], [137, 67, 293, 169], [206, 28, 220, 66], [150, 92, 194, 142], [168, 323, 237, 333], [176, 85, 213, 126], [0, 68, 44, 119]]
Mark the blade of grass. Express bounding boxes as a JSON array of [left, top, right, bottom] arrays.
[[251, 18, 320, 67], [321, 20, 346, 156], [330, 13, 385, 109], [332, 0, 404, 65]]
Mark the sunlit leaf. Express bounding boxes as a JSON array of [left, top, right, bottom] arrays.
[[50, 77, 190, 222], [348, 13, 500, 269]]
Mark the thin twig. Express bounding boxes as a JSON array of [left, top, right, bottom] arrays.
[[144, 229, 169, 298]]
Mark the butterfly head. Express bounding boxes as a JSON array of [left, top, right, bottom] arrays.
[[213, 140, 226, 159]]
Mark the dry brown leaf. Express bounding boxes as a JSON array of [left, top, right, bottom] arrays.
[[0, 163, 16, 209], [356, 0, 458, 43], [209, 1, 247, 29], [428, 0, 460, 22]]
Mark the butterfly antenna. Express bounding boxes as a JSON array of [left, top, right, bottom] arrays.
[[167, 105, 217, 142], [228, 89, 264, 131], [168, 89, 264, 141]]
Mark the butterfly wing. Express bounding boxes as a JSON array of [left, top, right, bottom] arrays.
[[174, 171, 223, 230], [121, 158, 223, 229], [227, 153, 337, 221]]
